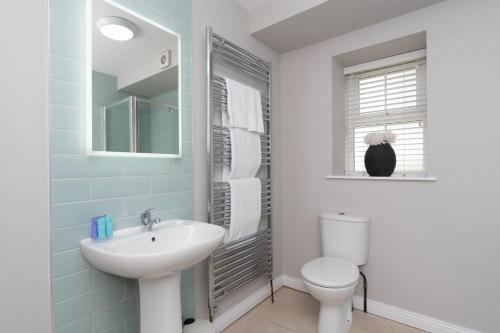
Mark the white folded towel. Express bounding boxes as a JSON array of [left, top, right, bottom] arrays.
[[226, 128, 261, 179], [225, 78, 264, 134], [224, 178, 262, 243]]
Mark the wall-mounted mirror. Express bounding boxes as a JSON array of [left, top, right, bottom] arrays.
[[87, 0, 182, 157]]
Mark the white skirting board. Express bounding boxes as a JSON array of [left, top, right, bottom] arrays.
[[213, 276, 284, 332], [213, 274, 483, 333]]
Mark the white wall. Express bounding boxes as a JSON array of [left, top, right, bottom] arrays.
[[0, 1, 51, 332], [191, 0, 282, 318], [249, 0, 328, 33], [280, 1, 500, 332]]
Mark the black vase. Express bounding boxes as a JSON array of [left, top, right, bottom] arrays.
[[364, 143, 396, 177]]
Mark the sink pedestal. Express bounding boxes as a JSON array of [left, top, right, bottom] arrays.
[[80, 220, 225, 333], [139, 273, 182, 333]]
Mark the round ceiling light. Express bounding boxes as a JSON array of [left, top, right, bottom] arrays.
[[97, 16, 136, 41]]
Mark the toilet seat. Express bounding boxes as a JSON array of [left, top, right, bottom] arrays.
[[301, 257, 359, 288]]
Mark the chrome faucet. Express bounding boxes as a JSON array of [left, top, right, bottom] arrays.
[[141, 208, 160, 231]]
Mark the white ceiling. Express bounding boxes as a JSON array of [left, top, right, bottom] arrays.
[[234, 0, 274, 12], [121, 65, 178, 98], [247, 0, 446, 53], [92, 0, 178, 82]]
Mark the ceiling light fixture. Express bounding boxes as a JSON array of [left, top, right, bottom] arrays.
[[97, 16, 136, 41]]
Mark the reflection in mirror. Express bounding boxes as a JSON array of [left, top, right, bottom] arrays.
[[89, 0, 181, 156]]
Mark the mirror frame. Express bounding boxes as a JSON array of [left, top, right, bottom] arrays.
[[85, 0, 183, 158]]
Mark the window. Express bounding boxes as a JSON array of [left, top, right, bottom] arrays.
[[345, 58, 427, 176]]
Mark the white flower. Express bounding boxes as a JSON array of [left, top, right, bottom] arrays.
[[364, 131, 397, 145]]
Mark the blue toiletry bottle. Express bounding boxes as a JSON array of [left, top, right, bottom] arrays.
[[91, 217, 98, 240], [105, 215, 113, 238], [97, 216, 106, 241]]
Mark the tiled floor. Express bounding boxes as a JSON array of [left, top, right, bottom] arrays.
[[223, 287, 425, 333]]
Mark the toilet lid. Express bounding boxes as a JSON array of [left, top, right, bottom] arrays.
[[301, 257, 359, 288]]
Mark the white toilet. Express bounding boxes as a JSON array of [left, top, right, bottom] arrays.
[[301, 212, 370, 333]]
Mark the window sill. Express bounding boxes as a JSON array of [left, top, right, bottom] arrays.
[[326, 175, 436, 182]]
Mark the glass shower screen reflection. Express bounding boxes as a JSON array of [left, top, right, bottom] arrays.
[[104, 97, 131, 152], [137, 99, 179, 154], [102, 97, 179, 154]]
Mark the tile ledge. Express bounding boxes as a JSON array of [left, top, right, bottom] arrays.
[[326, 175, 436, 182]]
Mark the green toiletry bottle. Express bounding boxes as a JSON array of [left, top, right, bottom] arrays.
[[97, 217, 106, 241], [105, 215, 113, 238]]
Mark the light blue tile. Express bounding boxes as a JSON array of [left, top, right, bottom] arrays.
[[50, 0, 84, 13], [173, 158, 192, 174], [182, 97, 191, 113], [181, 44, 192, 67], [113, 216, 142, 230], [182, 59, 192, 78], [52, 270, 92, 302], [53, 280, 124, 327], [51, 105, 81, 130], [51, 179, 90, 203], [50, 4, 82, 37], [101, 322, 125, 333], [52, 224, 90, 253], [50, 29, 82, 60], [151, 174, 192, 193], [51, 54, 82, 83], [51, 130, 85, 154], [52, 249, 90, 278], [182, 92, 192, 109], [125, 316, 139, 333], [125, 279, 138, 298], [173, 191, 193, 209], [172, 21, 190, 41], [141, 0, 170, 12], [92, 177, 151, 199], [115, 0, 171, 28], [182, 122, 192, 141], [49, 0, 194, 326], [181, 74, 191, 95], [181, 106, 192, 125], [123, 194, 173, 217], [182, 141, 192, 158], [121, 158, 173, 176], [51, 79, 81, 107], [55, 316, 91, 333], [52, 199, 123, 228], [158, 207, 193, 221], [92, 297, 138, 332], [51, 155, 123, 178], [92, 268, 120, 288]]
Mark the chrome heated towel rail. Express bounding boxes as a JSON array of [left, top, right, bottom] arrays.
[[207, 27, 274, 321]]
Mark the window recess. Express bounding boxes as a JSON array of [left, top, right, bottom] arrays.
[[344, 56, 427, 176]]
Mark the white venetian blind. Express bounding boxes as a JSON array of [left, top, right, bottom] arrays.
[[344, 56, 427, 176]]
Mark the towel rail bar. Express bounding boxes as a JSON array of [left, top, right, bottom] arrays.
[[214, 245, 271, 270], [212, 33, 271, 69], [215, 228, 271, 251]]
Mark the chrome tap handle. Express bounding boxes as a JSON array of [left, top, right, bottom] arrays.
[[141, 208, 155, 224]]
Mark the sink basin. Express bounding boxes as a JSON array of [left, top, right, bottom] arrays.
[[81, 219, 225, 279], [81, 219, 225, 333]]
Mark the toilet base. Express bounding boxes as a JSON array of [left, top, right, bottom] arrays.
[[318, 298, 353, 333]]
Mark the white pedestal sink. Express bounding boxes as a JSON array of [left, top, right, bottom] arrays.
[[81, 220, 225, 333]]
